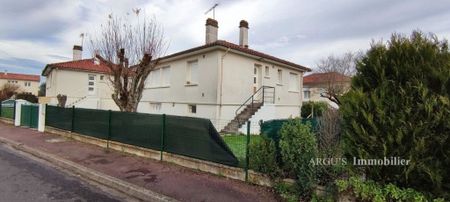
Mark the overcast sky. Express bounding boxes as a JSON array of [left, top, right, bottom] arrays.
[[1, 0, 450, 78]]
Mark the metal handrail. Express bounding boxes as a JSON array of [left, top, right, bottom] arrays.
[[234, 86, 275, 117]]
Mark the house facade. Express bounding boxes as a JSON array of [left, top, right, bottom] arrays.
[[137, 19, 310, 133], [303, 72, 351, 108], [0, 72, 40, 95], [42, 19, 310, 133], [42, 47, 118, 110]]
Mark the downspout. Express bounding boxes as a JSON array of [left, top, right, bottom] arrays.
[[217, 48, 231, 129]]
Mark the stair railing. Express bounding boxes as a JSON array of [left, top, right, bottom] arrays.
[[234, 86, 275, 119]]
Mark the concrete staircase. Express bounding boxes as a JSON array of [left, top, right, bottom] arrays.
[[221, 102, 263, 133], [67, 96, 87, 107]]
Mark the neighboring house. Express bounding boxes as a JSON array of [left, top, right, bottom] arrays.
[[41, 46, 118, 110], [0, 72, 40, 95], [303, 72, 351, 108], [138, 19, 311, 133]]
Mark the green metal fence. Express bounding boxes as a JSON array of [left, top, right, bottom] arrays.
[[20, 104, 39, 128], [0, 100, 15, 119], [45, 105, 239, 166]]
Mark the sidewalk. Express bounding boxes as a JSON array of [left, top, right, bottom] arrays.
[[0, 122, 278, 202]]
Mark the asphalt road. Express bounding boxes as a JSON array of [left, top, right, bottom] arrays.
[[0, 143, 125, 202]]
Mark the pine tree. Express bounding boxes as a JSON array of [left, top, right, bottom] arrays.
[[341, 31, 450, 198]]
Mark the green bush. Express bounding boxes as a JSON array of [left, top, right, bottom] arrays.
[[301, 101, 328, 118], [248, 136, 280, 177], [336, 177, 445, 202], [340, 31, 450, 199], [280, 119, 317, 195]]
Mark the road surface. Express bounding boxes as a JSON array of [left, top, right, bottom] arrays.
[[0, 143, 127, 202]]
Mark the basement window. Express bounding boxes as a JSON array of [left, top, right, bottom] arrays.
[[188, 104, 197, 114]]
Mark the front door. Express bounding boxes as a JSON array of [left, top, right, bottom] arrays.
[[253, 65, 262, 100]]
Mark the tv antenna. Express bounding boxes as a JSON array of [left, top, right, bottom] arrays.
[[80, 33, 87, 47], [205, 3, 219, 19]]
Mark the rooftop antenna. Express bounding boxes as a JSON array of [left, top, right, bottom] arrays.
[[205, 3, 219, 19], [80, 33, 86, 47]]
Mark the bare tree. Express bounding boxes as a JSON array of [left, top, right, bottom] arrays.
[[57, 94, 67, 107], [90, 12, 167, 112], [315, 51, 361, 105], [317, 108, 341, 154], [0, 83, 20, 101]]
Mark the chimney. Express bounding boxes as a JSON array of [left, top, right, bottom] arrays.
[[205, 18, 218, 44], [73, 45, 83, 61], [3, 70, 7, 75], [93, 50, 100, 65], [239, 20, 249, 48]]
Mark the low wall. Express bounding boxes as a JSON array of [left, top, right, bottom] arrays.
[[45, 126, 273, 187], [0, 117, 14, 124]]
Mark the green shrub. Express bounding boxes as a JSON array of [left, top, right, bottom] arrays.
[[248, 136, 280, 177], [280, 119, 317, 195], [274, 181, 299, 202], [301, 101, 328, 118], [336, 177, 445, 202], [340, 31, 450, 198]]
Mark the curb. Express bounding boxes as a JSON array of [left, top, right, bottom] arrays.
[[0, 136, 177, 202]]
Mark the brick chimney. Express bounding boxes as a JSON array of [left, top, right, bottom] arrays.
[[205, 18, 218, 44], [239, 20, 249, 48], [73, 45, 82, 61]]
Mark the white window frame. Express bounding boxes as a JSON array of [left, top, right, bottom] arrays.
[[88, 74, 96, 95], [303, 89, 311, 100], [161, 66, 171, 87], [277, 69, 283, 85], [264, 66, 270, 78], [186, 60, 199, 85], [289, 72, 299, 92], [150, 102, 162, 111]]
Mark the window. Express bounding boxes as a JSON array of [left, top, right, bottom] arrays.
[[277, 69, 283, 84], [150, 102, 161, 111], [289, 72, 299, 91], [24, 81, 31, 87], [161, 66, 171, 86], [149, 69, 161, 87], [265, 66, 270, 77], [186, 60, 198, 84], [303, 90, 311, 99], [88, 74, 96, 95], [100, 75, 104, 80], [188, 104, 197, 113]]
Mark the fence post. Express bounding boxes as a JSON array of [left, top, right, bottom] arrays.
[[245, 121, 250, 182], [38, 104, 46, 132], [107, 110, 112, 149], [13, 100, 16, 120], [160, 114, 166, 161], [71, 106, 75, 132], [0, 101, 2, 117]]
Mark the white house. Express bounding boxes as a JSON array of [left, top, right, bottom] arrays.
[[303, 72, 351, 108], [41, 46, 118, 110], [0, 72, 40, 95], [42, 18, 311, 134], [137, 19, 311, 133]]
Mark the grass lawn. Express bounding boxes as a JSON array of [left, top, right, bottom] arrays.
[[222, 135, 262, 166]]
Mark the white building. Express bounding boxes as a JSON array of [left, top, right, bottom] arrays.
[[0, 72, 40, 95], [42, 19, 311, 134], [303, 72, 351, 109], [41, 46, 118, 110], [137, 19, 311, 133]]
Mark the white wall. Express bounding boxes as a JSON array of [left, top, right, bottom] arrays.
[[45, 68, 117, 110], [0, 79, 40, 95]]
